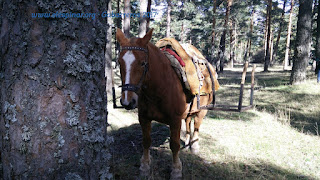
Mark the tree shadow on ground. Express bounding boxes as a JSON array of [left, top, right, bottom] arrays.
[[217, 68, 291, 88], [108, 122, 314, 180], [255, 92, 320, 135], [219, 68, 320, 135]]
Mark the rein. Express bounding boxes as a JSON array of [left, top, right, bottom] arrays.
[[120, 46, 149, 94]]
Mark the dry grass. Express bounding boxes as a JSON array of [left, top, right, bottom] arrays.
[[107, 64, 320, 180]]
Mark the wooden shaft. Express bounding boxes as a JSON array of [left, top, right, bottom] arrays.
[[250, 64, 256, 106], [238, 62, 249, 111]]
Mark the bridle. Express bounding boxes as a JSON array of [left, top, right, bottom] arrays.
[[119, 46, 149, 94]]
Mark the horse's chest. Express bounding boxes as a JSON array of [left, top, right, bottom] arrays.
[[139, 100, 165, 120]]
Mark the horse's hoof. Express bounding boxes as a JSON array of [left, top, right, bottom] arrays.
[[170, 159, 182, 180], [185, 134, 191, 146], [191, 141, 200, 154], [170, 168, 182, 180]]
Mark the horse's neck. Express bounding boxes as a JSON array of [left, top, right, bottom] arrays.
[[145, 45, 177, 93]]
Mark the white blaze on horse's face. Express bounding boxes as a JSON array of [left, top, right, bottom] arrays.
[[121, 50, 139, 108]]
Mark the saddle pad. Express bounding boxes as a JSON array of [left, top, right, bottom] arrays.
[[156, 38, 200, 95], [161, 47, 185, 67], [162, 51, 191, 91]]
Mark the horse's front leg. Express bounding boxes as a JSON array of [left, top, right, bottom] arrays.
[[170, 119, 182, 180], [139, 119, 152, 176]]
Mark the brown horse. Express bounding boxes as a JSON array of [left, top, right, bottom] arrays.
[[116, 28, 216, 179]]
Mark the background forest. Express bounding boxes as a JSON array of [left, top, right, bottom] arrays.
[[108, 0, 311, 71]]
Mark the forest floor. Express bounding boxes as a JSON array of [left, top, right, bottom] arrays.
[[107, 64, 320, 180]]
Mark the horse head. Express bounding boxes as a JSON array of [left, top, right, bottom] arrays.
[[116, 28, 153, 110]]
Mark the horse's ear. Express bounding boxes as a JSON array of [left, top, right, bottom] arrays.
[[116, 28, 129, 45], [138, 28, 153, 46]]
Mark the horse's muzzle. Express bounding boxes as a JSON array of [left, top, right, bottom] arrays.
[[120, 98, 137, 110]]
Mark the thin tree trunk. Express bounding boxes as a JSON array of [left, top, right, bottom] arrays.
[[230, 20, 235, 68], [290, 0, 313, 84], [273, 0, 287, 63], [316, 0, 320, 60], [211, 0, 217, 64], [234, 22, 238, 62], [264, 14, 268, 57], [264, 0, 272, 72], [218, 0, 233, 73], [270, 29, 274, 65], [146, 0, 152, 31], [284, 0, 295, 70], [138, 0, 148, 38], [245, 8, 254, 61], [115, 0, 121, 68], [248, 9, 254, 58], [0, 1, 110, 179], [124, 0, 131, 37], [166, 0, 172, 37], [180, 0, 186, 43]]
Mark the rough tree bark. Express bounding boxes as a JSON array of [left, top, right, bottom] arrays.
[[0, 0, 111, 179], [115, 0, 121, 68], [264, 0, 272, 72], [284, 0, 295, 70], [272, 0, 287, 63], [106, 0, 113, 94], [166, 0, 172, 37], [124, 0, 131, 37], [290, 0, 313, 84], [218, 0, 232, 73], [138, 0, 148, 38]]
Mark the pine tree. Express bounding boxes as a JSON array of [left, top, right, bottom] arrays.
[[0, 0, 111, 179], [284, 0, 295, 70], [290, 0, 313, 84]]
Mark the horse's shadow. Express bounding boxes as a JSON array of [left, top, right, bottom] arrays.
[[108, 122, 313, 180]]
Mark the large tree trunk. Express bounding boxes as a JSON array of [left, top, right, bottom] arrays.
[[264, 0, 272, 72], [272, 0, 287, 63], [218, 0, 232, 73], [166, 0, 172, 37], [0, 1, 111, 179], [138, 0, 148, 38], [290, 0, 313, 84], [284, 0, 295, 70], [124, 0, 131, 37]]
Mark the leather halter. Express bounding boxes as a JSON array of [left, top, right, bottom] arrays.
[[119, 46, 149, 94]]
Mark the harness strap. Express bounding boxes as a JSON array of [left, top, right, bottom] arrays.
[[119, 46, 149, 94], [121, 46, 148, 53]]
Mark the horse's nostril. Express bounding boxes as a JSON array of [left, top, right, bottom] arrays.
[[132, 99, 136, 106]]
